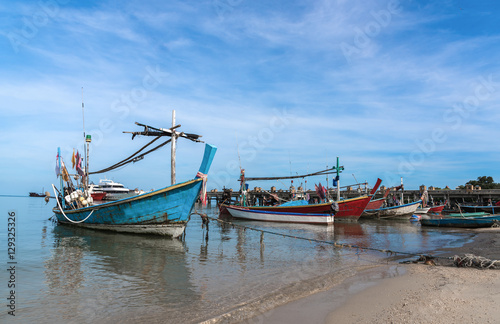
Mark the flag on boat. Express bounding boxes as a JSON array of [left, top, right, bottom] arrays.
[[55, 153, 60, 177], [75, 151, 84, 177], [71, 149, 76, 169], [197, 171, 208, 206], [318, 183, 326, 200], [61, 161, 70, 182]]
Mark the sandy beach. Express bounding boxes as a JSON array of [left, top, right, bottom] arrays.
[[258, 228, 500, 324]]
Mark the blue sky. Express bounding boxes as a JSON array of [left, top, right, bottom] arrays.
[[1, 0, 500, 195]]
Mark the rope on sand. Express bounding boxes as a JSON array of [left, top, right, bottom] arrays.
[[453, 254, 500, 269]]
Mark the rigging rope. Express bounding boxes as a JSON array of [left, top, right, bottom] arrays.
[[89, 137, 171, 174], [194, 213, 438, 259], [245, 167, 339, 181]]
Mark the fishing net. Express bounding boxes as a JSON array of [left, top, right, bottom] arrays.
[[453, 254, 500, 269]]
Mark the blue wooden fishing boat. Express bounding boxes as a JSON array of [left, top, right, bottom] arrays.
[[420, 214, 500, 228], [52, 143, 216, 237], [52, 117, 216, 238]]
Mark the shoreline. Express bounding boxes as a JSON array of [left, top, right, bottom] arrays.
[[256, 227, 500, 324]]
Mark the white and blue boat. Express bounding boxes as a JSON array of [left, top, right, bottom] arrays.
[[226, 205, 334, 225], [365, 200, 422, 219]]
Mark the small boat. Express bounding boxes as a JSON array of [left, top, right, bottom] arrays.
[[239, 195, 373, 222], [90, 192, 107, 201], [29, 191, 46, 197], [361, 188, 391, 218], [458, 205, 500, 214], [226, 205, 334, 225], [442, 212, 490, 218], [420, 214, 500, 228], [90, 179, 138, 201], [428, 204, 446, 214], [414, 207, 430, 214], [371, 200, 422, 219], [222, 175, 382, 222]]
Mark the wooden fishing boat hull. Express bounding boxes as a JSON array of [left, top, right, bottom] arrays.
[[226, 196, 372, 222], [420, 215, 500, 228], [441, 212, 490, 218], [367, 200, 422, 219], [226, 206, 334, 225], [53, 144, 217, 237], [414, 207, 430, 214], [428, 204, 445, 214], [361, 197, 387, 218], [91, 192, 107, 200], [220, 201, 333, 216], [459, 205, 500, 214]]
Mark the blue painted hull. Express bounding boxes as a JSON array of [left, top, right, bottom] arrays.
[[420, 214, 500, 228], [53, 144, 217, 237]]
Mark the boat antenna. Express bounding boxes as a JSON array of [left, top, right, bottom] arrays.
[[82, 87, 85, 140], [82, 87, 90, 190], [82, 87, 86, 188], [236, 133, 242, 170]]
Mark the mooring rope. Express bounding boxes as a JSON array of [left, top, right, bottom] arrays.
[[192, 213, 500, 269], [193, 213, 442, 260], [51, 184, 94, 224]]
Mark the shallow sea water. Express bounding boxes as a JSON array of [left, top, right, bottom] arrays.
[[0, 197, 474, 323]]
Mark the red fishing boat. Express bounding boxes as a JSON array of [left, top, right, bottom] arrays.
[[236, 195, 373, 221], [428, 203, 446, 214], [90, 192, 107, 201], [221, 178, 381, 222]]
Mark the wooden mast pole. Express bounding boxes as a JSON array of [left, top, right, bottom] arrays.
[[400, 177, 404, 205], [171, 110, 176, 185], [336, 157, 340, 201]]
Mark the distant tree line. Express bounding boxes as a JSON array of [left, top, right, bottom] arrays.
[[457, 176, 500, 189]]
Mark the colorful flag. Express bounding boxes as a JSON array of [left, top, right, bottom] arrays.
[[76, 151, 85, 177], [61, 161, 70, 182], [71, 149, 76, 169]]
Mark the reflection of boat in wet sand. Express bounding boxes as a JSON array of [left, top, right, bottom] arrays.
[[45, 224, 196, 322]]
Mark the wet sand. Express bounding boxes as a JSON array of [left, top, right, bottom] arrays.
[[259, 227, 500, 324]]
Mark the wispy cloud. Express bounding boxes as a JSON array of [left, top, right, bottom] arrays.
[[1, 0, 500, 193]]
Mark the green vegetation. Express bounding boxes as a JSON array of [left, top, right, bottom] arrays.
[[457, 176, 500, 189]]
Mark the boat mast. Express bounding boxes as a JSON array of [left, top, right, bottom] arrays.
[[336, 157, 340, 201], [171, 110, 176, 185], [82, 87, 88, 189], [400, 177, 404, 205], [58, 147, 65, 208]]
